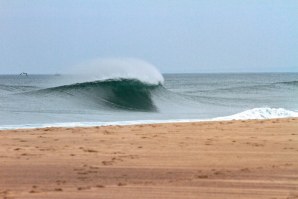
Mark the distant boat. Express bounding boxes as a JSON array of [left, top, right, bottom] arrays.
[[54, 73, 61, 76], [19, 72, 28, 76]]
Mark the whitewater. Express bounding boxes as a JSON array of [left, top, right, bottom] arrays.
[[0, 60, 297, 130]]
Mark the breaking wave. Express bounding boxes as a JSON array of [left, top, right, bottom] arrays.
[[33, 78, 165, 112], [1, 107, 297, 130], [22, 58, 169, 112], [216, 108, 298, 120], [2, 70, 297, 130]]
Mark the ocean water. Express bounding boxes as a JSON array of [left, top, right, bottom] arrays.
[[0, 73, 297, 129]]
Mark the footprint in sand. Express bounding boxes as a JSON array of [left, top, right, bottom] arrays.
[[77, 176, 88, 181], [240, 168, 251, 172], [213, 170, 224, 175], [102, 160, 113, 166], [196, 175, 208, 179], [84, 149, 98, 153], [89, 166, 100, 170], [117, 182, 126, 186], [56, 180, 66, 185], [103, 130, 114, 135], [77, 171, 89, 175], [77, 186, 91, 191], [0, 190, 11, 198], [79, 147, 98, 153]]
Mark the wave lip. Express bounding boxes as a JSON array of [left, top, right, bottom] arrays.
[[216, 108, 298, 120]]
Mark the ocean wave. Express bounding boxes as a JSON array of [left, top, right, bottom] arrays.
[[277, 80, 298, 86], [31, 78, 164, 112], [1, 107, 296, 130], [185, 80, 298, 94], [19, 59, 167, 111], [0, 84, 38, 93], [216, 108, 298, 120]]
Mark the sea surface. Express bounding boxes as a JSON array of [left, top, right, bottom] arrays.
[[0, 73, 297, 129]]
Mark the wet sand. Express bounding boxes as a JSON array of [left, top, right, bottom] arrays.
[[0, 118, 298, 199]]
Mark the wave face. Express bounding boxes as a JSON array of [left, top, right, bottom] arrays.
[[34, 79, 163, 112]]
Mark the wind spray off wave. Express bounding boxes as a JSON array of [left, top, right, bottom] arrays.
[[70, 58, 164, 85], [27, 58, 167, 112]]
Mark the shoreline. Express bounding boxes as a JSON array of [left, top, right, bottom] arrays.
[[1, 115, 298, 131], [1, 118, 298, 198]]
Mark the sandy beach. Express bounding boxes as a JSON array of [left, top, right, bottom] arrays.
[[0, 118, 298, 199]]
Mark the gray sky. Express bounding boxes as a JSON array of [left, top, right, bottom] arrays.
[[0, 0, 297, 74]]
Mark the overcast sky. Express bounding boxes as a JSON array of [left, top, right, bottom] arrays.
[[0, 0, 297, 74]]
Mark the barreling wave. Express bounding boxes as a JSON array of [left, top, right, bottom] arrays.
[[33, 78, 164, 112]]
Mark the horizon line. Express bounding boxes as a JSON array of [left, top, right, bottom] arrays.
[[1, 71, 298, 75]]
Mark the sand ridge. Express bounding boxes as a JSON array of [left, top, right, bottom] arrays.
[[0, 118, 298, 199]]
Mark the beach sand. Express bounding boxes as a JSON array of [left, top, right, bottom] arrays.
[[0, 118, 298, 199]]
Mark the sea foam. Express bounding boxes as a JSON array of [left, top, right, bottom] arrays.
[[216, 108, 298, 120], [0, 108, 297, 130]]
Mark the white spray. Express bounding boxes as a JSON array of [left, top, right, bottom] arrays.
[[70, 58, 164, 85]]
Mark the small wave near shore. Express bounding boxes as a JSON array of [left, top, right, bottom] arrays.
[[1, 107, 297, 130]]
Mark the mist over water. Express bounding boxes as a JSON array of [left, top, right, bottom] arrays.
[[0, 66, 297, 129], [68, 58, 164, 85]]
